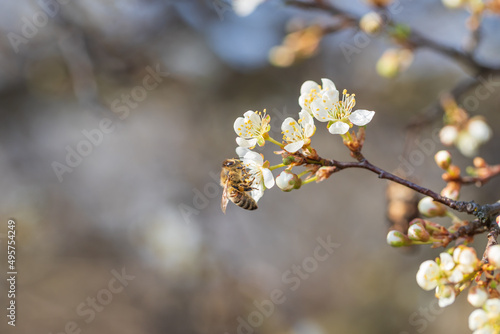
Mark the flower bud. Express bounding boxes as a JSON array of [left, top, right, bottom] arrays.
[[467, 117, 492, 144], [487, 244, 500, 269], [468, 286, 488, 307], [283, 156, 295, 165], [408, 223, 430, 242], [360, 12, 383, 34], [386, 230, 411, 247], [434, 150, 452, 170], [473, 157, 487, 168], [441, 182, 460, 200], [276, 170, 301, 192], [416, 260, 440, 290], [418, 197, 447, 217], [436, 285, 456, 307], [439, 125, 458, 146]]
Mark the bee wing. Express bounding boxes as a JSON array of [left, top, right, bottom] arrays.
[[221, 179, 230, 214]]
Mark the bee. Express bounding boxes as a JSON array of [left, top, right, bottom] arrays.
[[220, 159, 258, 213]]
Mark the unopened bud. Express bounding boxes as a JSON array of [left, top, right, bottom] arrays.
[[468, 286, 488, 307], [444, 165, 461, 180], [276, 170, 301, 191], [408, 223, 430, 242], [434, 150, 452, 170], [473, 157, 487, 168], [360, 12, 383, 34], [283, 156, 295, 165], [386, 230, 412, 247], [418, 197, 447, 217], [439, 125, 458, 146], [487, 244, 500, 269], [441, 182, 460, 200]]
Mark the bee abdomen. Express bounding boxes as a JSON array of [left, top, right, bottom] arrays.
[[233, 194, 258, 211]]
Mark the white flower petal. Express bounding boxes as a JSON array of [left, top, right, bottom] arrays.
[[250, 184, 264, 203], [284, 141, 304, 153], [281, 117, 299, 133], [243, 151, 264, 166], [416, 260, 440, 291], [436, 285, 456, 307], [262, 168, 275, 189], [303, 124, 315, 138], [300, 80, 320, 95], [349, 109, 375, 126], [328, 121, 349, 134], [236, 137, 257, 148], [234, 117, 246, 134], [236, 147, 251, 159], [298, 110, 313, 125], [321, 78, 336, 92], [311, 99, 329, 121]]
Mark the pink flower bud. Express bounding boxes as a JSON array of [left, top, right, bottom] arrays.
[[408, 223, 430, 242]]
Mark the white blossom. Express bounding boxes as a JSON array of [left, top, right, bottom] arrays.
[[281, 110, 316, 152], [299, 78, 375, 134], [416, 260, 440, 291], [468, 287, 488, 308], [436, 285, 456, 307], [234, 110, 270, 149], [236, 148, 274, 202], [469, 309, 489, 331]]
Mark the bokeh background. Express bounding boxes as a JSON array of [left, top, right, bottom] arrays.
[[0, 0, 499, 333]]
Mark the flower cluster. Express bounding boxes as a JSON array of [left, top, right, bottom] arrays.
[[416, 246, 479, 307], [469, 299, 500, 333], [439, 99, 492, 157], [229, 78, 376, 202]]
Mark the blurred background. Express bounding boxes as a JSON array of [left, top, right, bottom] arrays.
[[0, 0, 499, 333]]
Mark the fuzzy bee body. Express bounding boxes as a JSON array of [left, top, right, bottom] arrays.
[[220, 159, 258, 213]]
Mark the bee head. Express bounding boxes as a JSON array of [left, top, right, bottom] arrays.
[[222, 159, 239, 167]]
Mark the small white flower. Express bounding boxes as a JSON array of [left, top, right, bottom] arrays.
[[469, 309, 488, 331], [234, 110, 271, 149], [436, 285, 456, 307], [453, 246, 478, 274], [439, 125, 459, 146], [281, 110, 316, 152], [485, 299, 500, 316], [468, 287, 488, 308], [416, 260, 440, 291], [276, 170, 301, 192], [232, 0, 265, 16], [439, 252, 455, 271], [487, 245, 500, 268], [237, 148, 274, 202], [300, 78, 375, 134]]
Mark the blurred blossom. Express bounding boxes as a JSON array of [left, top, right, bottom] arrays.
[[269, 25, 322, 67], [233, 0, 266, 16], [136, 210, 201, 273], [360, 12, 383, 34], [376, 48, 414, 78]]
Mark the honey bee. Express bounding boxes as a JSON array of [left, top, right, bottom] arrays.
[[220, 159, 258, 213]]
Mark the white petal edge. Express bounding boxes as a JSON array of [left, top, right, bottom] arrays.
[[236, 137, 257, 148], [328, 121, 349, 134], [236, 147, 251, 159], [349, 109, 375, 126], [321, 78, 336, 92], [300, 80, 320, 95], [262, 169, 275, 189]]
